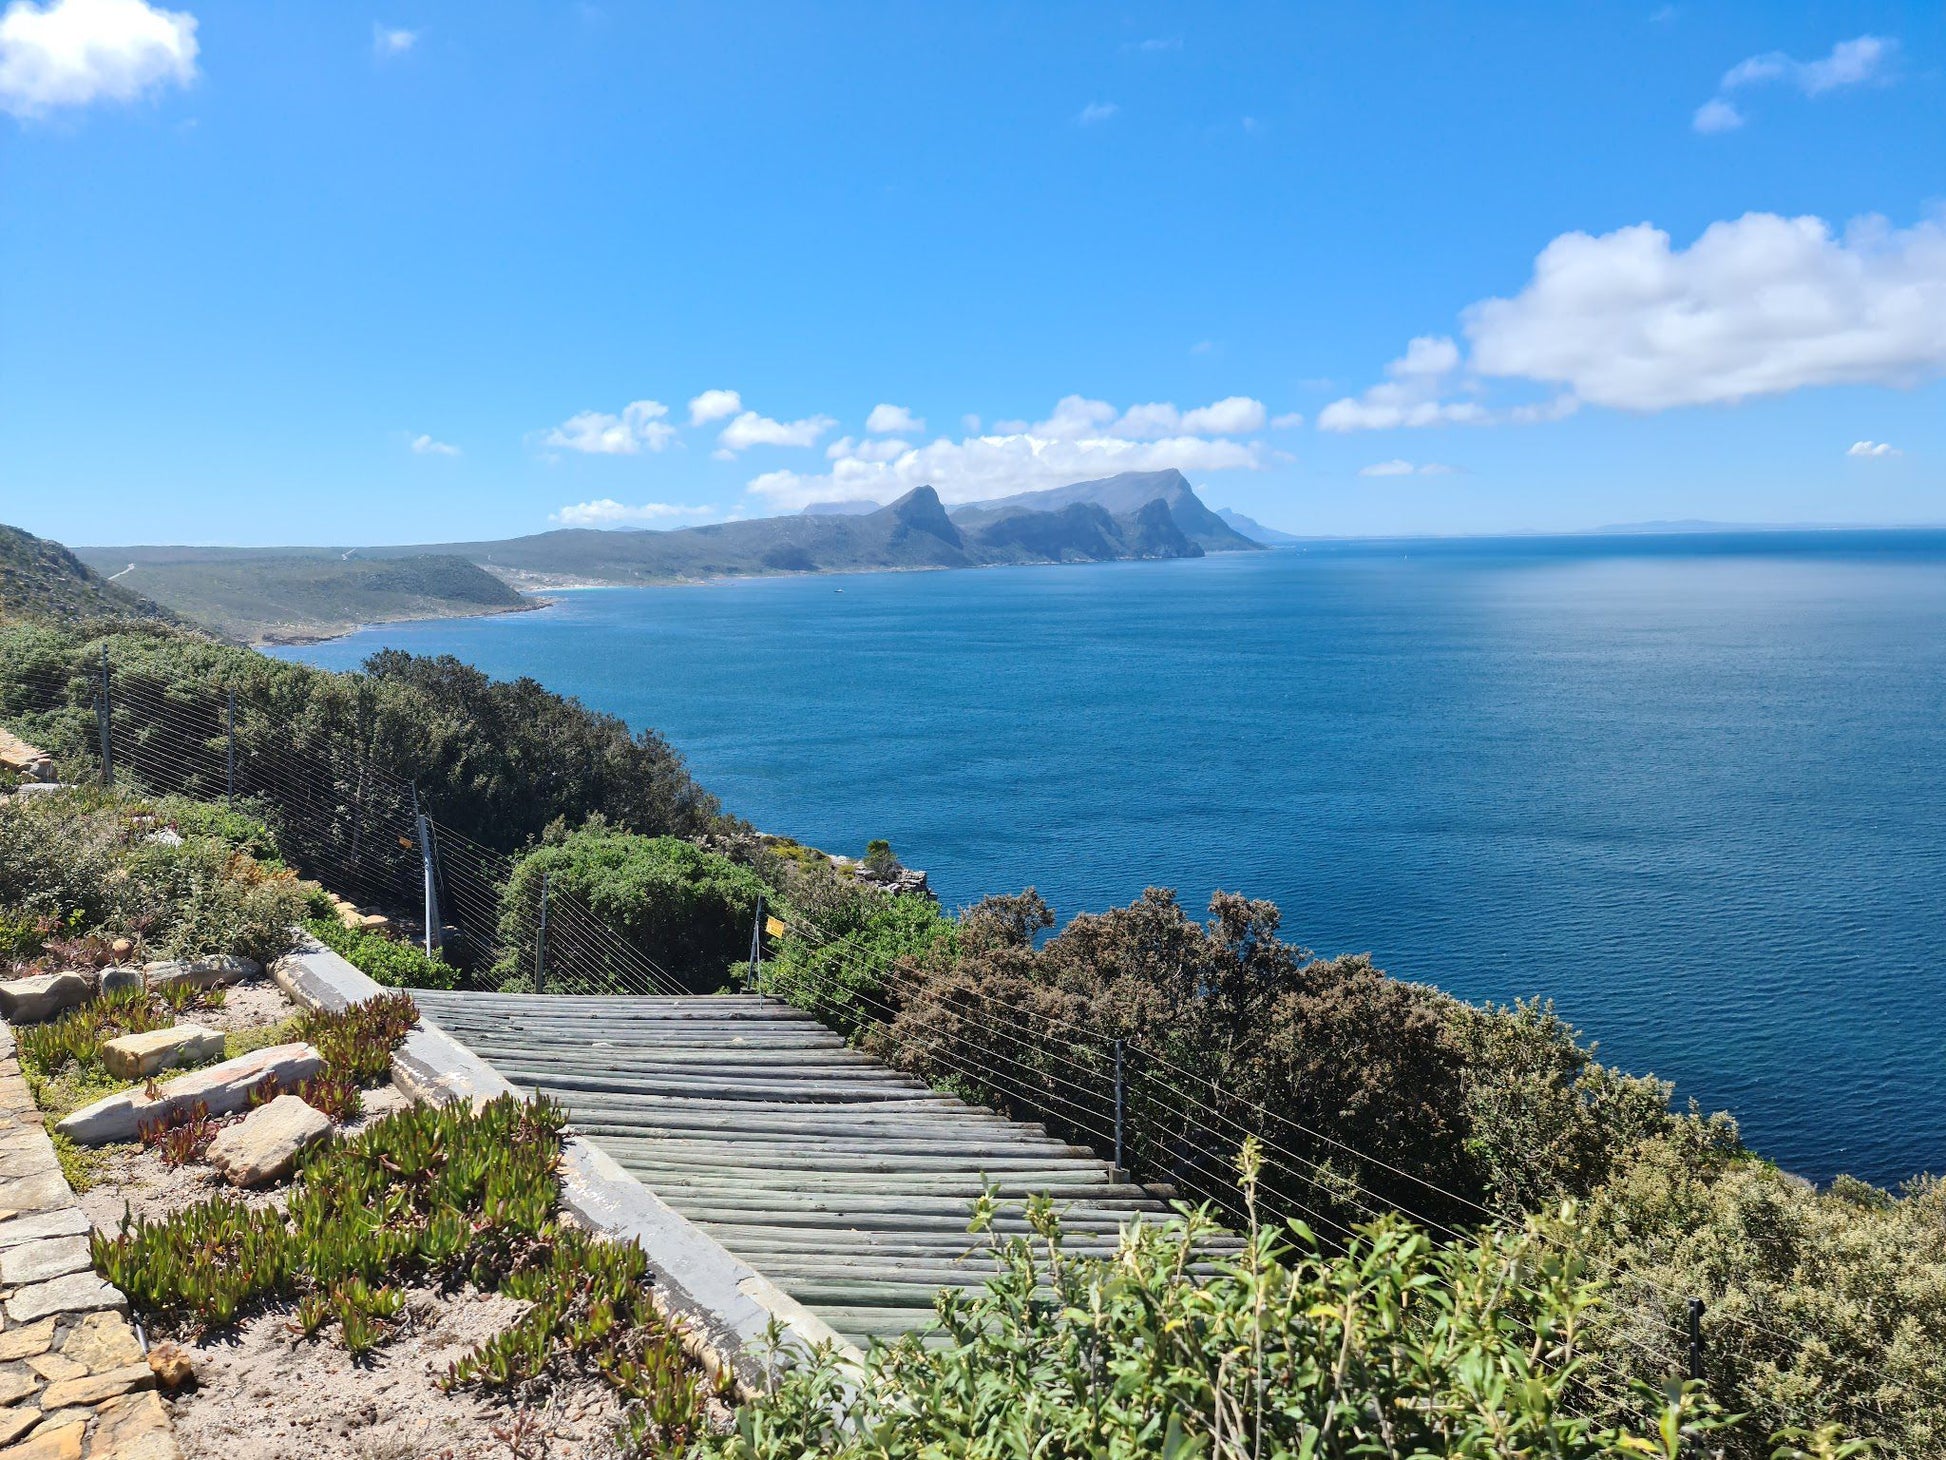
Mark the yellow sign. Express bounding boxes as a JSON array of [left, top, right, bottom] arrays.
[[765, 916, 786, 938]]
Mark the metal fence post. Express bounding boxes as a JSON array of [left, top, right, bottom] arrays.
[[1114, 1038, 1127, 1175], [1687, 1298, 1706, 1382], [224, 689, 237, 807], [96, 646, 113, 787], [747, 895, 765, 986], [414, 801, 440, 957], [534, 873, 549, 994]]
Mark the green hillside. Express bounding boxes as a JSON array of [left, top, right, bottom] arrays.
[[74, 552, 533, 644], [0, 524, 191, 629]]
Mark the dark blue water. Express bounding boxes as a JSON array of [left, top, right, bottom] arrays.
[[279, 532, 1946, 1188]]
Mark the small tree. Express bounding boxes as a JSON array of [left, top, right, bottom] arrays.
[[862, 838, 899, 876]]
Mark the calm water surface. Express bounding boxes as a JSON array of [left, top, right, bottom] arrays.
[[280, 532, 1946, 1187]]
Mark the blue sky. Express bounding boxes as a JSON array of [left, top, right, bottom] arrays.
[[2, 0, 1942, 545]]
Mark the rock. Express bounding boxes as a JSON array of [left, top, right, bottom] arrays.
[[355, 913, 391, 931], [0, 1319, 58, 1362], [38, 1360, 154, 1411], [97, 966, 143, 998], [0, 1210, 89, 1251], [8, 1416, 86, 1460], [0, 1370, 39, 1406], [0, 1409, 38, 1449], [2, 1269, 124, 1325], [25, 1352, 85, 1384], [89, 1390, 180, 1460], [55, 1043, 322, 1146], [0, 974, 90, 1025], [141, 955, 261, 992], [57, 1313, 142, 1373], [99, 1024, 224, 1081], [5, 783, 72, 801], [0, 1235, 92, 1287], [109, 938, 134, 959], [0, 728, 54, 782], [144, 1342, 192, 1391], [205, 1094, 332, 1187], [0, 1173, 79, 1217]]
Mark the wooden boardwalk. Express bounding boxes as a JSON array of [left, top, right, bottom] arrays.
[[411, 991, 1186, 1347]]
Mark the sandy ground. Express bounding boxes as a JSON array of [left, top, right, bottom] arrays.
[[163, 1287, 641, 1460], [190, 980, 299, 1035]]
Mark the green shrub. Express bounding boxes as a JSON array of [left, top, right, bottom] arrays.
[[303, 916, 460, 991], [699, 1150, 1799, 1460], [295, 991, 420, 1087], [498, 827, 769, 990]]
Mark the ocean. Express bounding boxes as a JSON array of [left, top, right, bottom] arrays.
[[277, 530, 1946, 1188]]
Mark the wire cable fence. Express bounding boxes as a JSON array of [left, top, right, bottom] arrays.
[[0, 653, 690, 997], [760, 909, 1924, 1452]]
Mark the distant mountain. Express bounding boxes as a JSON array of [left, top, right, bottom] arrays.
[[952, 470, 1262, 553], [77, 472, 1256, 632], [800, 501, 882, 517], [67, 547, 529, 644], [1, 524, 191, 630], [1215, 508, 1301, 545]]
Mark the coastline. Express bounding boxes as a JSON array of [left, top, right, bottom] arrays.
[[251, 594, 554, 648]]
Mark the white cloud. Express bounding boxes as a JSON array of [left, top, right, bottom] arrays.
[[1722, 35, 1895, 96], [1318, 336, 1493, 431], [1077, 101, 1118, 125], [0, 0, 196, 117], [1135, 36, 1180, 52], [1324, 211, 1946, 428], [1359, 459, 1454, 477], [372, 23, 415, 57], [410, 434, 459, 456], [717, 409, 837, 452], [1270, 411, 1305, 429], [865, 403, 924, 435], [1180, 396, 1267, 435], [687, 388, 741, 426], [542, 399, 677, 455], [824, 435, 909, 464], [960, 413, 981, 434], [742, 396, 1269, 511], [1692, 97, 1743, 133], [1467, 212, 1946, 410], [550, 500, 717, 527], [1847, 440, 1900, 457]]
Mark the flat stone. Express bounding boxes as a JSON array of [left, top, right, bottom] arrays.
[[0, 1213, 87, 1253], [21, 1355, 80, 1385], [0, 1177, 74, 1218], [90, 1390, 178, 1460], [0, 1411, 35, 1449], [0, 1417, 83, 1459], [55, 1043, 321, 1146], [143, 1343, 191, 1392], [99, 1026, 224, 1082], [38, 1360, 152, 1411], [141, 956, 260, 993], [0, 1369, 40, 1406], [0, 977, 89, 1028], [206, 1094, 331, 1188], [0, 1143, 59, 1181], [0, 1322, 56, 1363], [0, 1237, 91, 1288], [56, 1314, 141, 1373], [97, 967, 143, 999], [3, 1271, 123, 1325]]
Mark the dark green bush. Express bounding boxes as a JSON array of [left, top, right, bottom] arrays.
[[498, 826, 769, 989]]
